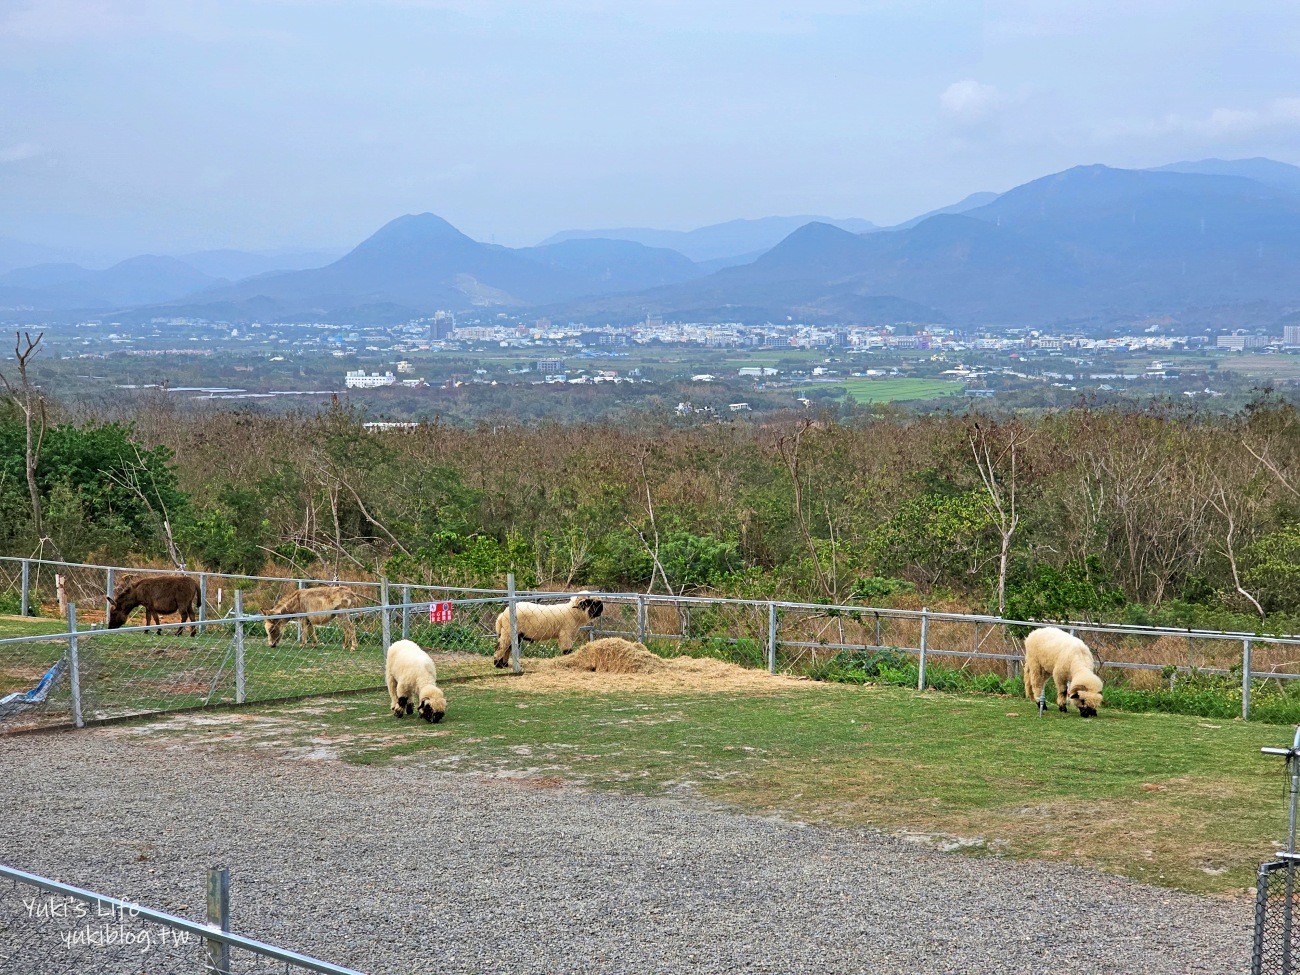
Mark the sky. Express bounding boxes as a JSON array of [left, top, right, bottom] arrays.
[[3, 0, 1300, 261]]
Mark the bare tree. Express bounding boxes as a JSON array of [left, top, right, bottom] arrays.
[[969, 420, 1030, 615], [628, 447, 675, 594], [0, 332, 50, 548], [102, 442, 186, 568], [775, 419, 840, 601]]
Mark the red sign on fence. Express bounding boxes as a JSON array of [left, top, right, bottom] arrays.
[[429, 601, 453, 623]]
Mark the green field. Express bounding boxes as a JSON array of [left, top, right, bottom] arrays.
[[0, 608, 507, 727], [130, 669, 1290, 895], [805, 377, 962, 403]]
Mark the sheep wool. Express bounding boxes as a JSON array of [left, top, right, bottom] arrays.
[[1023, 626, 1103, 717], [385, 639, 447, 723], [493, 593, 604, 668]]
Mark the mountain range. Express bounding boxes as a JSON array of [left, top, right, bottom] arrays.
[[539, 215, 879, 265], [5, 156, 1300, 327]]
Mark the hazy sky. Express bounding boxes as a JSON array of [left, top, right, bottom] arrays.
[[4, 0, 1300, 259]]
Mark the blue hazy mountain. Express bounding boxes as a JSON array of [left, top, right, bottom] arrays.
[[575, 164, 1300, 325], [157, 213, 705, 320], [889, 191, 1000, 230], [0, 236, 91, 275], [15, 158, 1300, 325], [0, 255, 218, 310], [539, 215, 878, 264], [1152, 158, 1300, 199], [518, 238, 704, 291], [177, 247, 343, 280]]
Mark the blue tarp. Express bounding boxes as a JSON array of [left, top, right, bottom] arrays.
[[0, 657, 66, 716]]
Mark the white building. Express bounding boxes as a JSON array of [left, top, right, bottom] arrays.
[[345, 370, 397, 388]]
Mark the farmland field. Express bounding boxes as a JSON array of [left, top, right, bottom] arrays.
[[807, 377, 963, 403]]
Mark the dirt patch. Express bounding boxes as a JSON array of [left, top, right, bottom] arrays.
[[510, 639, 812, 694]]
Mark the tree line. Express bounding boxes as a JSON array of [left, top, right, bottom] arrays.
[[3, 371, 1300, 631]]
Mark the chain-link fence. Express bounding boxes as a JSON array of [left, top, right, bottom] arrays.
[[0, 864, 364, 975], [7, 557, 1300, 730], [1253, 859, 1299, 975], [0, 556, 503, 631], [0, 589, 525, 732]]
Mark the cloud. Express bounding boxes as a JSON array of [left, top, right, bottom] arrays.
[[0, 143, 42, 163], [940, 79, 1003, 126], [1096, 97, 1300, 142]]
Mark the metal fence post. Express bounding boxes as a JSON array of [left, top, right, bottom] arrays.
[[401, 585, 411, 641], [206, 866, 230, 975], [767, 601, 778, 675], [234, 590, 246, 705], [104, 566, 115, 626], [20, 558, 30, 616], [1243, 638, 1253, 722], [197, 573, 208, 635], [917, 607, 929, 691], [507, 573, 521, 674], [636, 595, 647, 643], [380, 577, 391, 649], [67, 603, 83, 729], [873, 612, 881, 648]]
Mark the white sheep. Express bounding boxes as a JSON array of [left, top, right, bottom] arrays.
[[493, 593, 605, 668], [385, 639, 447, 723], [1023, 626, 1104, 717]]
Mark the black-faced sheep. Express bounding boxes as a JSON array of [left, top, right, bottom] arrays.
[[493, 593, 604, 668], [1023, 626, 1103, 717], [385, 639, 447, 723], [265, 585, 365, 652]]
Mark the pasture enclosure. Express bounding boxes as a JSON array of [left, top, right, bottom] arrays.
[[5, 556, 1300, 731]]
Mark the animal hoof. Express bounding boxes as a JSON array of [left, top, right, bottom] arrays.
[[494, 657, 508, 669]]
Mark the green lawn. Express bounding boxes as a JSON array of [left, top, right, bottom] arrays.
[[0, 614, 74, 639], [805, 377, 962, 403], [131, 674, 1290, 895]]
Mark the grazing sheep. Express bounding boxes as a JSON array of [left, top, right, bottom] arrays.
[[1023, 626, 1103, 717], [107, 574, 200, 635], [493, 593, 605, 668], [385, 639, 446, 723], [264, 585, 365, 652]]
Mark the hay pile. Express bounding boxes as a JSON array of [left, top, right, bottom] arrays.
[[550, 638, 666, 674], [513, 637, 812, 694]]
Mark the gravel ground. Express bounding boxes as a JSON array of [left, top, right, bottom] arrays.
[[0, 729, 1253, 975]]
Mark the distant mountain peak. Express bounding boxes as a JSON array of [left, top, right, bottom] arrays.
[[354, 213, 474, 251]]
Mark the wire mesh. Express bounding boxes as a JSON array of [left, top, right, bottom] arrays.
[[0, 633, 76, 733], [1253, 860, 1300, 975]]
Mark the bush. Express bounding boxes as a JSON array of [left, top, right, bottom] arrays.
[[850, 576, 915, 601], [1003, 557, 1124, 633], [0, 589, 21, 615]]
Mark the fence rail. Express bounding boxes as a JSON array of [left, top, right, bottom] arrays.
[[0, 863, 365, 975]]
